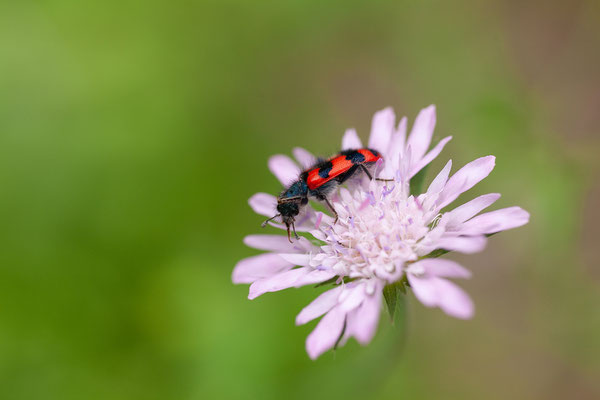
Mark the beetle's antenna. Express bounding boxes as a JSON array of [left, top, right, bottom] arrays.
[[292, 221, 300, 240], [261, 214, 281, 228]]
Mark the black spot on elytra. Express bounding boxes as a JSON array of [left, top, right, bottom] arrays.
[[368, 148, 380, 157], [342, 150, 365, 164], [318, 161, 333, 178]]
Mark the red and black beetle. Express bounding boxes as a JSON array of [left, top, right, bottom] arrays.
[[262, 148, 391, 241]]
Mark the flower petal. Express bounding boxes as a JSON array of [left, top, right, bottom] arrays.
[[407, 274, 438, 307], [293, 147, 316, 169], [248, 267, 311, 299], [345, 283, 382, 344], [244, 234, 305, 253], [337, 283, 368, 312], [438, 156, 496, 209], [445, 193, 501, 226], [408, 275, 474, 319], [435, 278, 475, 319], [408, 136, 452, 179], [342, 128, 362, 150], [268, 154, 301, 185], [411, 258, 472, 279], [368, 107, 395, 153], [232, 253, 293, 284], [382, 116, 407, 175], [278, 253, 312, 267], [296, 286, 343, 325], [406, 105, 436, 163], [248, 267, 333, 300], [294, 269, 336, 287], [248, 193, 278, 217], [426, 159, 452, 196], [387, 117, 407, 159], [458, 206, 530, 235], [435, 235, 488, 254], [306, 306, 346, 360]]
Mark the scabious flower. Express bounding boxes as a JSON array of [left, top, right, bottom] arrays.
[[233, 106, 530, 359]]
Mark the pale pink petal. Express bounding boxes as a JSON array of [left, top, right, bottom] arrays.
[[278, 253, 312, 267], [342, 128, 362, 150], [408, 275, 474, 319], [406, 105, 436, 162], [435, 279, 475, 319], [382, 117, 407, 175], [268, 154, 301, 185], [368, 107, 395, 153], [387, 117, 407, 159], [458, 207, 530, 235], [438, 156, 496, 209], [412, 258, 472, 279], [243, 234, 303, 253], [426, 160, 452, 195], [435, 235, 488, 254], [306, 306, 346, 360], [293, 269, 336, 287], [294, 236, 319, 252], [296, 286, 343, 325], [345, 284, 382, 344], [248, 193, 277, 217], [338, 283, 368, 312], [248, 268, 310, 299], [293, 147, 316, 169], [335, 313, 353, 348], [396, 145, 412, 183], [232, 253, 293, 284], [248, 267, 332, 300], [445, 193, 501, 225], [408, 136, 452, 179], [395, 117, 408, 154], [407, 275, 438, 307]]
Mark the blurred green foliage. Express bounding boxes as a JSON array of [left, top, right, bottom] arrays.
[[1, 0, 599, 399]]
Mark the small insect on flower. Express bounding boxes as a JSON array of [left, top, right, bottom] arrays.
[[262, 148, 392, 242]]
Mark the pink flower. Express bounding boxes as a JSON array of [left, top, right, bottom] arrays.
[[233, 105, 530, 359]]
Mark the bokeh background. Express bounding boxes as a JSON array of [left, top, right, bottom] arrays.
[[1, 0, 599, 399]]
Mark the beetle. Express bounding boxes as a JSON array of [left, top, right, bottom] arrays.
[[262, 148, 392, 242]]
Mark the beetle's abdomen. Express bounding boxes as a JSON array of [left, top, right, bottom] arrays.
[[304, 149, 381, 191]]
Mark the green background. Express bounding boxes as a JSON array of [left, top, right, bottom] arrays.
[[1, 1, 599, 399]]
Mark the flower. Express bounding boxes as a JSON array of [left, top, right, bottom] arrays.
[[233, 105, 530, 359]]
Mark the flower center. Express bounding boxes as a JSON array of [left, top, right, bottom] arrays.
[[310, 181, 439, 282]]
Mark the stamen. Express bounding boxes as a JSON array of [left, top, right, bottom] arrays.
[[382, 184, 395, 197], [315, 212, 323, 229], [367, 191, 376, 206]]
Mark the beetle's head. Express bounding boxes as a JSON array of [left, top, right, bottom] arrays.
[[261, 180, 308, 242], [276, 198, 302, 242]]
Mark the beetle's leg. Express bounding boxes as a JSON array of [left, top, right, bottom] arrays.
[[323, 197, 339, 224], [291, 221, 300, 240], [286, 225, 293, 243], [261, 213, 281, 228], [359, 164, 374, 180], [359, 164, 393, 182]]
